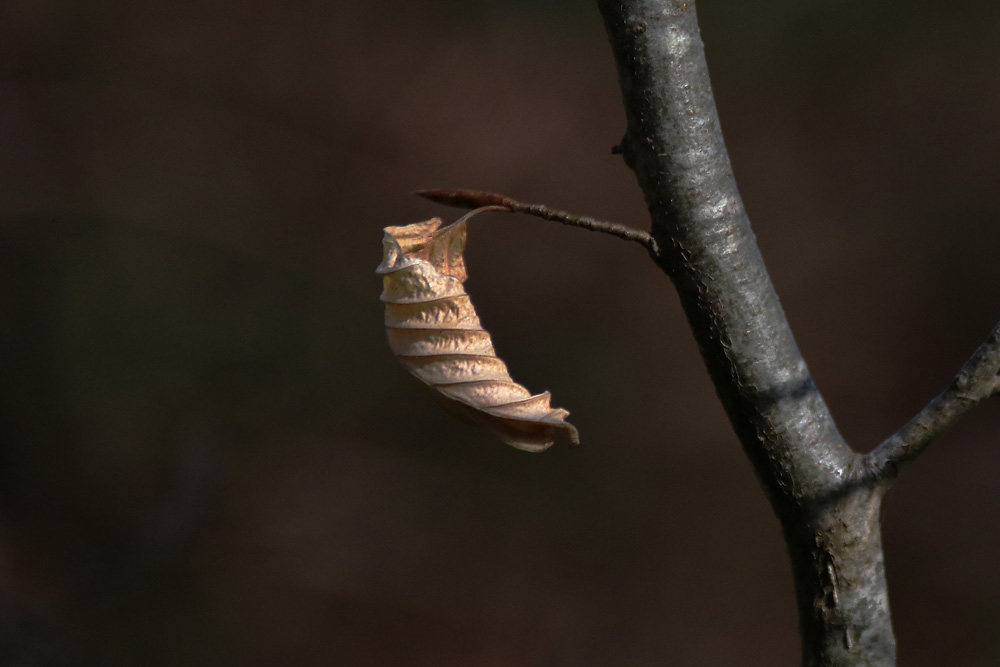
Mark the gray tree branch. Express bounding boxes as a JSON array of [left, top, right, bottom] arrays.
[[594, 1, 895, 664], [866, 319, 1000, 481]]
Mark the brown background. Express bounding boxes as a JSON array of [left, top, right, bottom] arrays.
[[3, 1, 1000, 665]]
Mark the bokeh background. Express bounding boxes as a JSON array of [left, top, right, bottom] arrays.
[[3, 1, 1000, 665]]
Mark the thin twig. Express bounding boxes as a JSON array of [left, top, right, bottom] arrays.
[[415, 188, 660, 256], [866, 319, 1000, 482]]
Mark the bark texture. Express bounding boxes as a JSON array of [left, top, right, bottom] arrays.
[[595, 2, 897, 664]]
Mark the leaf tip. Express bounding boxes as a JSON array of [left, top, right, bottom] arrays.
[[567, 424, 581, 447]]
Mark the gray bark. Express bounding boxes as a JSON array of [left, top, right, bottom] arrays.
[[594, 2, 897, 664]]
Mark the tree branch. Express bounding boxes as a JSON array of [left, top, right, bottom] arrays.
[[866, 319, 1000, 481], [596, 2, 896, 664], [414, 188, 659, 254], [595, 0, 852, 506]]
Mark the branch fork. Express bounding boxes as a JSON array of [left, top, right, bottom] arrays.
[[866, 319, 1000, 482]]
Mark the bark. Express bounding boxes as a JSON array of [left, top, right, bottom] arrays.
[[594, 2, 897, 664]]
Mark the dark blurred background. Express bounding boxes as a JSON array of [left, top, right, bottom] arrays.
[[2, 1, 1000, 665]]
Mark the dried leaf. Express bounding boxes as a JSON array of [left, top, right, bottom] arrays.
[[377, 217, 579, 452]]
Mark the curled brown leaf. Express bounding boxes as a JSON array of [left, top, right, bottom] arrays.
[[377, 217, 579, 452]]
